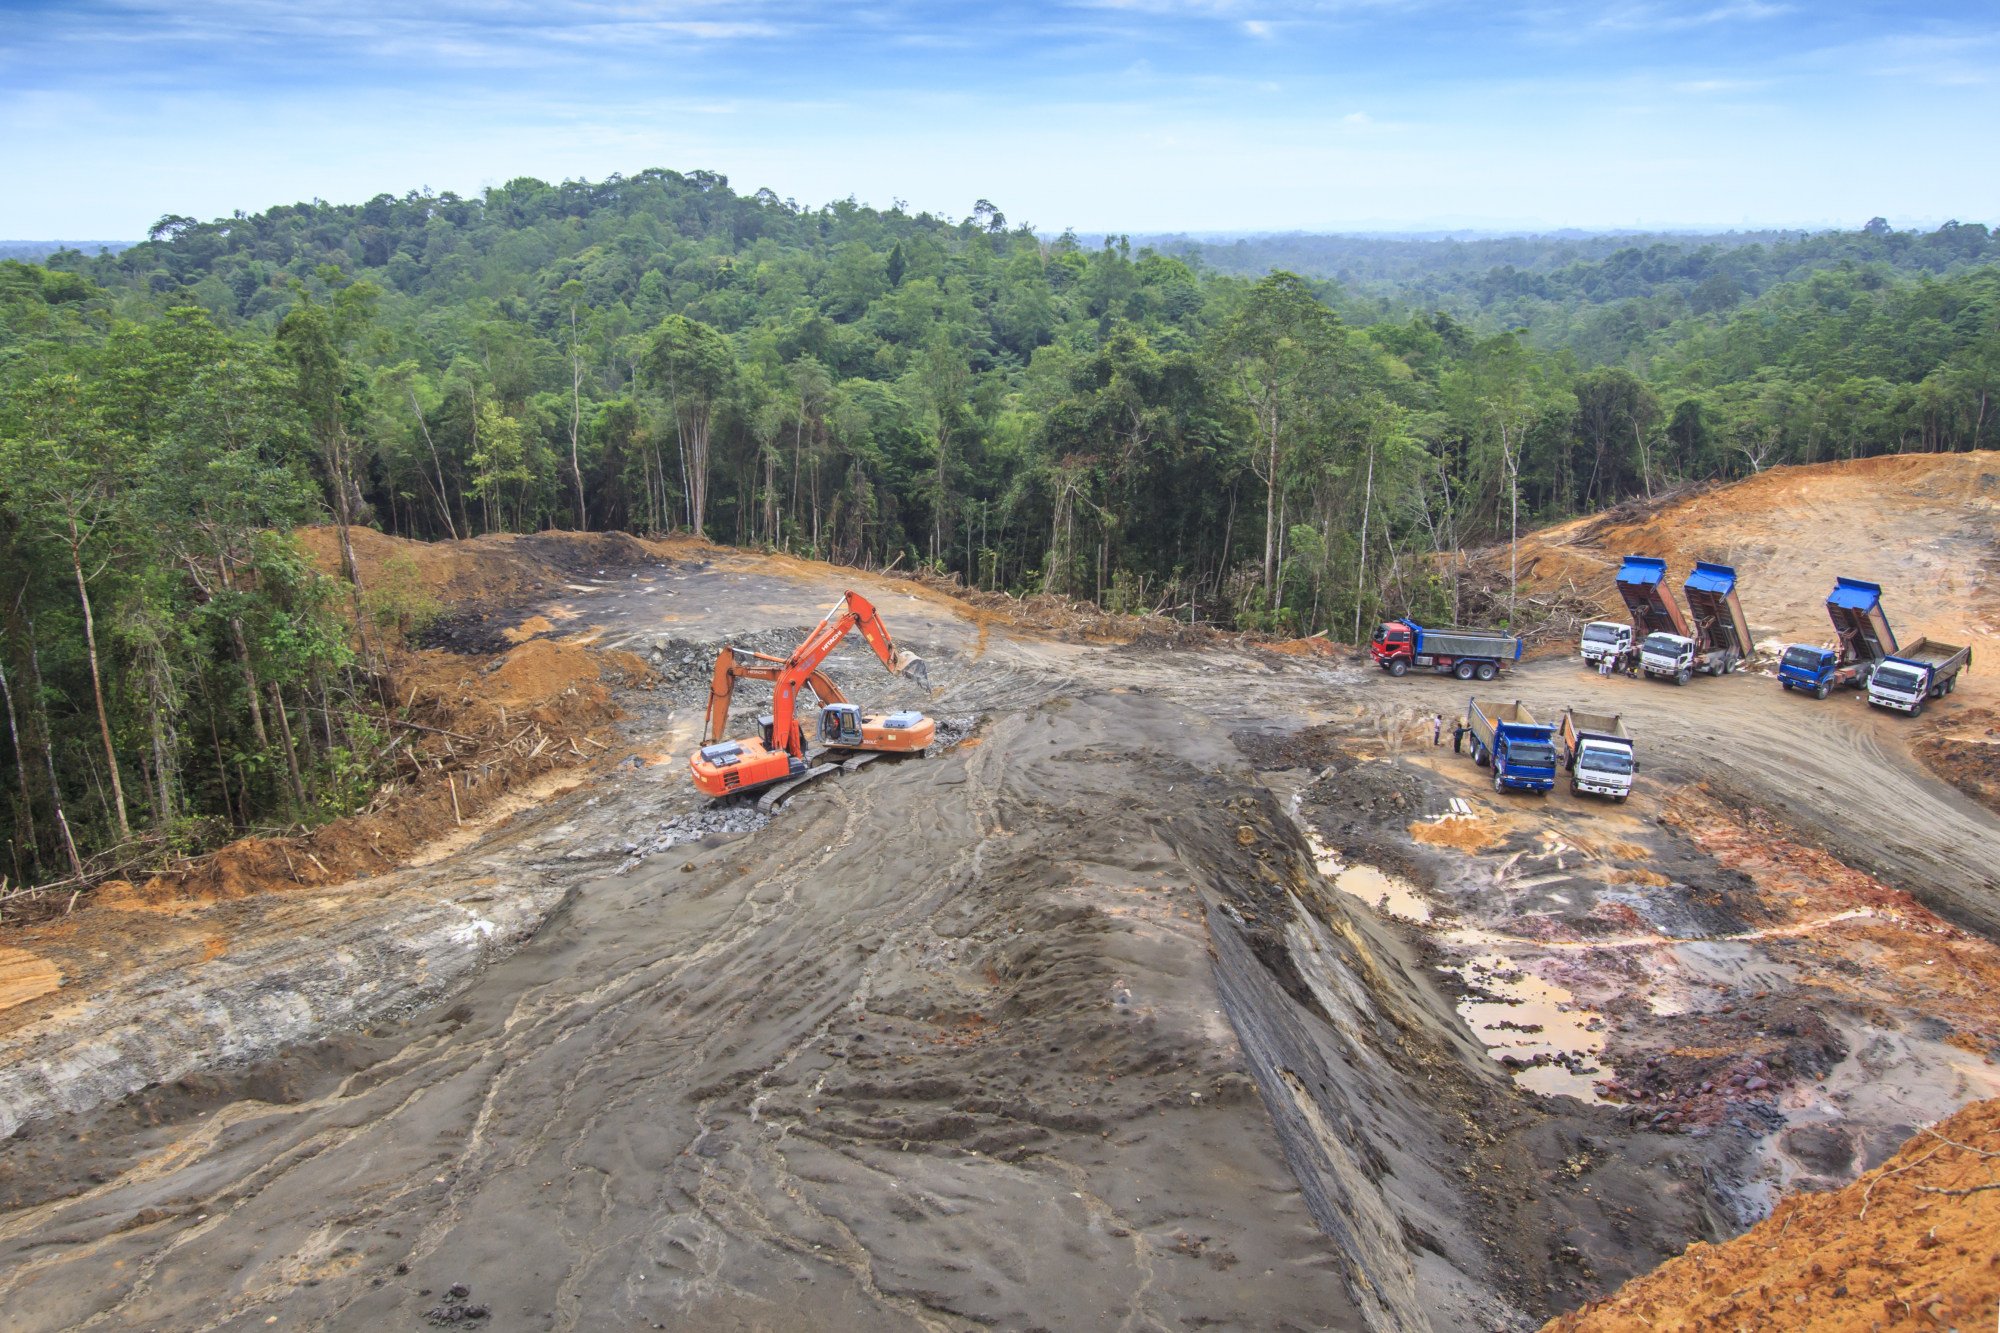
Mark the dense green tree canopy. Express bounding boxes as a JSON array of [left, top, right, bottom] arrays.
[[1, 169, 1995, 888]]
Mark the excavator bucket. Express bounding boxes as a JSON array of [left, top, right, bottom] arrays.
[[895, 652, 932, 694]]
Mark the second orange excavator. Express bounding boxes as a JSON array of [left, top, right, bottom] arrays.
[[689, 591, 935, 799]]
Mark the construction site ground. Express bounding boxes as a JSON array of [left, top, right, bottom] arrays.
[[1, 453, 1997, 1330]]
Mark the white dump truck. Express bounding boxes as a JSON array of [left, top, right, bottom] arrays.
[[1556, 709, 1635, 801]]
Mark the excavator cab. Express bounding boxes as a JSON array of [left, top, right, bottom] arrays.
[[820, 704, 864, 747]]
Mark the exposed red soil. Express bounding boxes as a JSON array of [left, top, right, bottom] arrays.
[[1544, 1096, 2000, 1333]]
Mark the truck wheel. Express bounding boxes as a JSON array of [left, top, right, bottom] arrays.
[[1676, 668, 1691, 686], [1569, 780, 1580, 795], [1615, 793, 1627, 803], [1946, 677, 1957, 694], [1476, 662, 1497, 682], [1910, 701, 1924, 717], [1474, 744, 1489, 768], [1780, 681, 1791, 692], [1815, 683, 1829, 700], [1454, 661, 1475, 681], [1387, 658, 1408, 677], [1494, 770, 1505, 793]]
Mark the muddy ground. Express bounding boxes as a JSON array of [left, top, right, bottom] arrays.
[[1, 538, 1997, 1330]]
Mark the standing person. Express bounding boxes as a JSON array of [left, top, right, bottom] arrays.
[[1432, 713, 1444, 746], [1599, 654, 1612, 678], [1452, 718, 1467, 754]]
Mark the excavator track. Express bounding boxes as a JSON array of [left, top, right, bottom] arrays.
[[753, 750, 884, 812]]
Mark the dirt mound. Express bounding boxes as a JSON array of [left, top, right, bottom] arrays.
[[1545, 1095, 2000, 1332], [124, 636, 645, 910], [297, 526, 661, 608], [1914, 704, 2000, 814], [1498, 451, 2000, 673]]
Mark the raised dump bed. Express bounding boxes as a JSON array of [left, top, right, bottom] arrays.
[[1781, 578, 1899, 699], [1828, 577, 1897, 663], [1683, 561, 1752, 662], [1616, 556, 1690, 639]]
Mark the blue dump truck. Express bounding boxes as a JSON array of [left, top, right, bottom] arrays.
[[1779, 578, 1898, 700], [1640, 560, 1750, 683], [1465, 698, 1558, 795], [1866, 638, 1972, 717]]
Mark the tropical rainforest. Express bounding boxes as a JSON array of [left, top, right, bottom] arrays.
[[1, 167, 1996, 887]]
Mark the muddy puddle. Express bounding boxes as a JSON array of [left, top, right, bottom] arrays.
[[1446, 953, 1612, 1103], [1287, 791, 1436, 924]]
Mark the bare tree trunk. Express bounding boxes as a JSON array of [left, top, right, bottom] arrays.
[[20, 606, 79, 876], [407, 386, 458, 540], [1261, 404, 1280, 594], [569, 308, 588, 531], [1352, 435, 1376, 645], [0, 655, 32, 854], [268, 681, 308, 813], [68, 527, 129, 839]]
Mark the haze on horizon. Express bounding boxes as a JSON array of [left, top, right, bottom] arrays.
[[3, 0, 1995, 240]]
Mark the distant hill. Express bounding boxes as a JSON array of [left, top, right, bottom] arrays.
[[0, 240, 135, 262]]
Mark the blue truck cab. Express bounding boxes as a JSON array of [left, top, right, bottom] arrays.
[[1777, 645, 1845, 697]]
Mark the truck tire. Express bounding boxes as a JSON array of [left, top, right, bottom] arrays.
[[1676, 668, 1691, 686], [1615, 793, 1627, 803], [1569, 779, 1580, 796], [1387, 658, 1408, 677], [1475, 661, 1497, 682], [1474, 743, 1489, 768], [1815, 683, 1829, 700], [1494, 770, 1505, 793], [1780, 681, 1791, 692], [1454, 661, 1476, 681], [1910, 700, 1924, 717]]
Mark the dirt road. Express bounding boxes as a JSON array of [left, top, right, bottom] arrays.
[[1376, 660, 2000, 938], [1, 544, 1995, 1330]]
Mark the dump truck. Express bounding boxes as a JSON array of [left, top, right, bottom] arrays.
[[1556, 709, 1635, 801], [1779, 578, 1898, 699], [1640, 561, 1748, 684], [1369, 619, 1523, 681], [1578, 620, 1634, 669], [1866, 638, 1971, 716], [1464, 698, 1558, 794]]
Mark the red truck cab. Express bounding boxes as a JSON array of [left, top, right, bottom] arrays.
[[1369, 620, 1414, 670]]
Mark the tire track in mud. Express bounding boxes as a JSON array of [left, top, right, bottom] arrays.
[[0, 692, 1435, 1332]]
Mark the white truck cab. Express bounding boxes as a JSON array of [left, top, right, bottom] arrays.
[[1580, 620, 1633, 666], [1570, 739, 1634, 799], [1640, 631, 1697, 684], [1866, 659, 1930, 713]]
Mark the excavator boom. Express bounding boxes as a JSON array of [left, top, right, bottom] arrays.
[[701, 645, 845, 747]]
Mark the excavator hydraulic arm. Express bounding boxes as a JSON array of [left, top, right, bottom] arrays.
[[689, 591, 935, 800]]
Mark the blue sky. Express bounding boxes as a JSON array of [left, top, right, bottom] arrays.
[[2, 1, 1995, 238]]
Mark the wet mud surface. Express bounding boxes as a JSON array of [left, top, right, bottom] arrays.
[[3, 546, 1998, 1330]]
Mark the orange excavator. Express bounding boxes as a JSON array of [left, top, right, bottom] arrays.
[[689, 591, 935, 799]]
